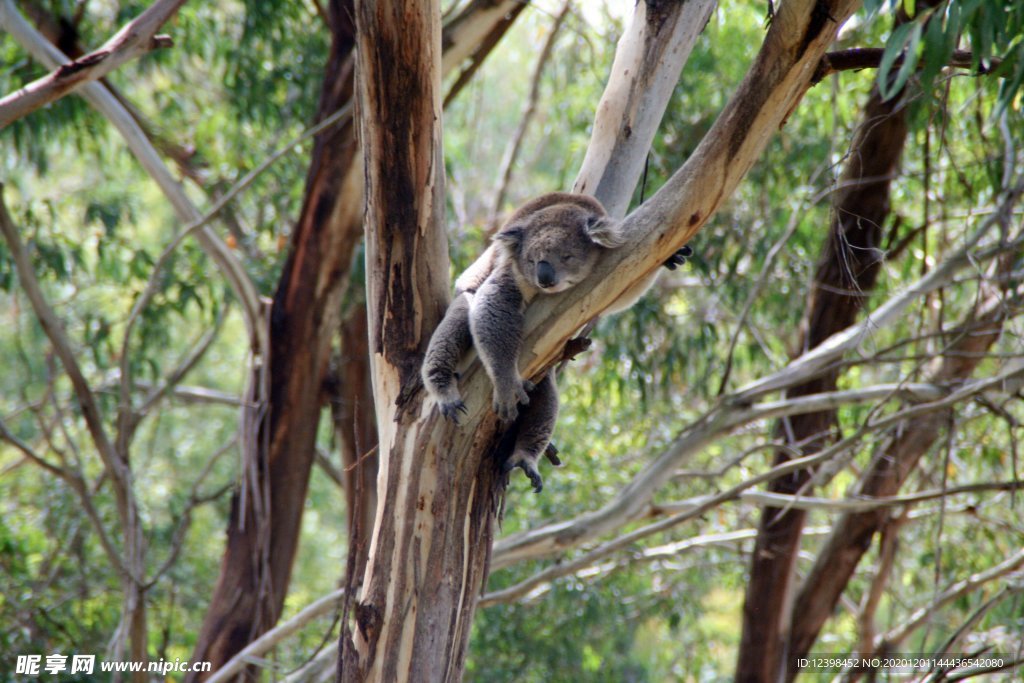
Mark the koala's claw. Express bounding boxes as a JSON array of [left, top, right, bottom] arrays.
[[503, 455, 544, 493], [439, 399, 468, 423], [663, 244, 693, 270]]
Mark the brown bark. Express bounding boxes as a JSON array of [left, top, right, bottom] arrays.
[[343, 2, 478, 680], [332, 299, 379, 579], [0, 0, 183, 129], [190, 1, 530, 674], [188, 0, 362, 674], [784, 275, 1014, 680], [735, 82, 909, 682]]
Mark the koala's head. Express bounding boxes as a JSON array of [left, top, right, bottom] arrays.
[[494, 193, 623, 294]]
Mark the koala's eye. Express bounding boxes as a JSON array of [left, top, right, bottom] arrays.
[[586, 216, 601, 229], [561, 254, 574, 263]]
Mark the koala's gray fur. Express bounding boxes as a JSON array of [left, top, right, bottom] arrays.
[[421, 192, 691, 492], [422, 192, 624, 491]]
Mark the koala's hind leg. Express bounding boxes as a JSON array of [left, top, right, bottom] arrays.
[[422, 292, 473, 422], [470, 274, 532, 422], [502, 371, 559, 493]]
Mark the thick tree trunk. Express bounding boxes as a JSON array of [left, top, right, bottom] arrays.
[[343, 2, 484, 681], [188, 1, 362, 673], [735, 83, 909, 683]]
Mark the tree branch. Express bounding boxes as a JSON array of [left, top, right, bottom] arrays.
[[877, 548, 1024, 651], [442, 0, 528, 106], [572, 0, 718, 217], [0, 185, 135, 540], [485, 474, 1024, 608], [493, 329, 1024, 570], [440, 0, 523, 75], [814, 48, 996, 82], [0, 0, 184, 129], [0, 0, 266, 361], [206, 588, 345, 683]]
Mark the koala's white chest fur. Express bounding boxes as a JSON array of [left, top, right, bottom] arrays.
[[509, 264, 540, 303]]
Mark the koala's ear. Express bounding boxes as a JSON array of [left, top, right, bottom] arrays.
[[584, 215, 627, 249], [494, 225, 525, 251]]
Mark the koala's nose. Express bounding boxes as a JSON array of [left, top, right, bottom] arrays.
[[536, 260, 557, 288]]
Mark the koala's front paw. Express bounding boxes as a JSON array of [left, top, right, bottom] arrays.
[[439, 399, 468, 424], [493, 394, 522, 422], [502, 452, 544, 493], [493, 380, 532, 423], [663, 245, 693, 270]]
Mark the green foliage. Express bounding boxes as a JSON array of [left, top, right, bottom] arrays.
[[0, 0, 329, 666], [876, 1, 1024, 114], [2, 0, 1024, 679]]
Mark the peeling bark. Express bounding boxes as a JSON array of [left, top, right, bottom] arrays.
[[332, 299, 379, 579], [191, 0, 531, 674]]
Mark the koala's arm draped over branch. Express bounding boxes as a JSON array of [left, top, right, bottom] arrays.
[[514, 0, 863, 381]]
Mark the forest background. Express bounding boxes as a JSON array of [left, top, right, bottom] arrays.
[[1, 0, 1023, 681]]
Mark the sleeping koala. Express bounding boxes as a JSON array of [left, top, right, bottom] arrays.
[[421, 192, 689, 492]]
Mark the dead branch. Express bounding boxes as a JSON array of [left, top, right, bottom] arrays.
[[0, 0, 184, 129], [815, 48, 997, 83]]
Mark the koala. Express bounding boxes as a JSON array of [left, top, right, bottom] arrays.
[[421, 192, 690, 492]]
